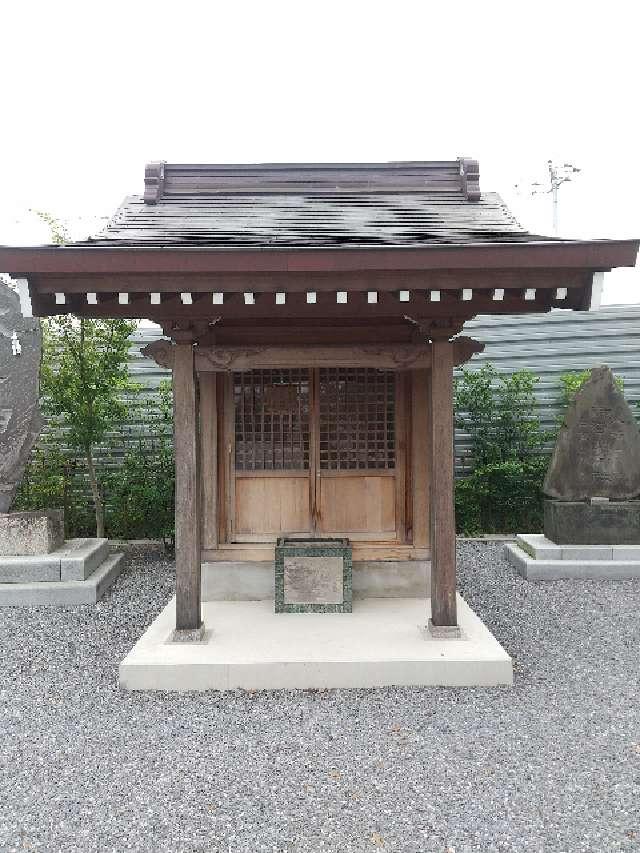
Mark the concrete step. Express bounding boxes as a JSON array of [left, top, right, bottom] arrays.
[[0, 552, 124, 605], [506, 542, 640, 581], [0, 538, 109, 584], [515, 533, 640, 562]]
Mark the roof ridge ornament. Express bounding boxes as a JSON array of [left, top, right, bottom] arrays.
[[140, 160, 481, 197], [144, 161, 166, 204], [458, 158, 480, 201]]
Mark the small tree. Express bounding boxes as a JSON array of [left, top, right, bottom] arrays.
[[32, 209, 137, 538], [41, 316, 136, 537]]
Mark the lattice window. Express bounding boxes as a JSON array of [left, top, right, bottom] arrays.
[[319, 368, 395, 470], [234, 369, 310, 470]]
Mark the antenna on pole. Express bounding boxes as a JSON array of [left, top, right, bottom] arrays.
[[514, 160, 581, 236]]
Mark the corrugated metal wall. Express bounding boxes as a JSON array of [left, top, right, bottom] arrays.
[[129, 304, 640, 465], [27, 305, 639, 522], [456, 305, 640, 468]]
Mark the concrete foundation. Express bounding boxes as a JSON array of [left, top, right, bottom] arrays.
[[0, 550, 124, 605], [202, 560, 430, 601], [119, 594, 512, 691], [506, 534, 640, 580]]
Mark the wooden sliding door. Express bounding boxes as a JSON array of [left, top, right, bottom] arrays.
[[316, 368, 403, 540], [227, 367, 405, 543], [231, 368, 313, 540]]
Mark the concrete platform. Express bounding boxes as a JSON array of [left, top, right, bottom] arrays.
[[119, 595, 513, 691], [0, 553, 124, 605], [506, 536, 640, 580]]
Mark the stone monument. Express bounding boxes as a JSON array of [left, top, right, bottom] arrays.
[[543, 365, 640, 545], [0, 280, 124, 604], [0, 282, 42, 512], [505, 366, 640, 579]]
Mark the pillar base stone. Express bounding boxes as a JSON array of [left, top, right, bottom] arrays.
[[170, 624, 206, 643], [427, 618, 462, 640]]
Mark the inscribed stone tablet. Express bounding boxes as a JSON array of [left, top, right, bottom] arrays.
[[544, 366, 640, 501], [283, 556, 344, 605]]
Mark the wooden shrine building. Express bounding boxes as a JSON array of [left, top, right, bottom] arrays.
[[1, 160, 637, 646]]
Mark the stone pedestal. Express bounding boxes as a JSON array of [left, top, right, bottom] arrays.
[[0, 509, 64, 556], [544, 500, 640, 545]]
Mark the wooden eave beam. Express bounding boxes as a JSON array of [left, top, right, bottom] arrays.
[[0, 239, 637, 276], [28, 268, 594, 295], [30, 289, 567, 322]]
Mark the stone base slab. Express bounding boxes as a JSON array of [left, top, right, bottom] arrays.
[[119, 595, 512, 691], [202, 560, 430, 601], [0, 538, 109, 584], [0, 510, 64, 556], [544, 500, 640, 545], [505, 540, 640, 581], [0, 553, 124, 605]]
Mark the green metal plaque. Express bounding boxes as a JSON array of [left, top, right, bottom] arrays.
[[274, 537, 352, 613]]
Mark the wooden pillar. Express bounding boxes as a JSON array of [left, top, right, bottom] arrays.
[[173, 341, 203, 634], [429, 337, 458, 630], [199, 372, 218, 550], [411, 369, 430, 549]]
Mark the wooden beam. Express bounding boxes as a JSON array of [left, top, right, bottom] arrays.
[[142, 341, 436, 371], [5, 239, 636, 275], [32, 268, 593, 295], [143, 338, 483, 372], [173, 342, 203, 634], [199, 372, 218, 551], [429, 337, 458, 630], [31, 284, 568, 322], [196, 343, 434, 372], [411, 369, 430, 549]]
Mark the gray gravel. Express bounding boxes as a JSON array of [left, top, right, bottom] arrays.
[[1, 541, 639, 853]]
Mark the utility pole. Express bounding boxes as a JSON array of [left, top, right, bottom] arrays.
[[515, 160, 581, 236]]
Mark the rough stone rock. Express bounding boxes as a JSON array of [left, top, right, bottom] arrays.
[[0, 509, 64, 556], [544, 365, 640, 501], [0, 282, 42, 512]]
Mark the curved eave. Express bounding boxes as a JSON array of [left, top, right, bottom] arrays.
[[0, 239, 637, 276]]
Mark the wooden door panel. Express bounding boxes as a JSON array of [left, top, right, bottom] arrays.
[[235, 475, 311, 539], [318, 474, 396, 538]]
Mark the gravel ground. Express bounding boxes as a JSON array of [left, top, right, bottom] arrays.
[[1, 541, 639, 853]]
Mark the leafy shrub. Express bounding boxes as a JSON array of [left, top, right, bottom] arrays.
[[454, 364, 549, 534], [104, 380, 175, 547], [455, 364, 547, 469], [15, 380, 175, 544], [455, 458, 547, 536]]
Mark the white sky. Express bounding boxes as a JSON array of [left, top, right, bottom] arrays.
[[1, 0, 638, 304]]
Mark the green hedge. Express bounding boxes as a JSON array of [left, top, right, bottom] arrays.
[[455, 457, 548, 536]]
